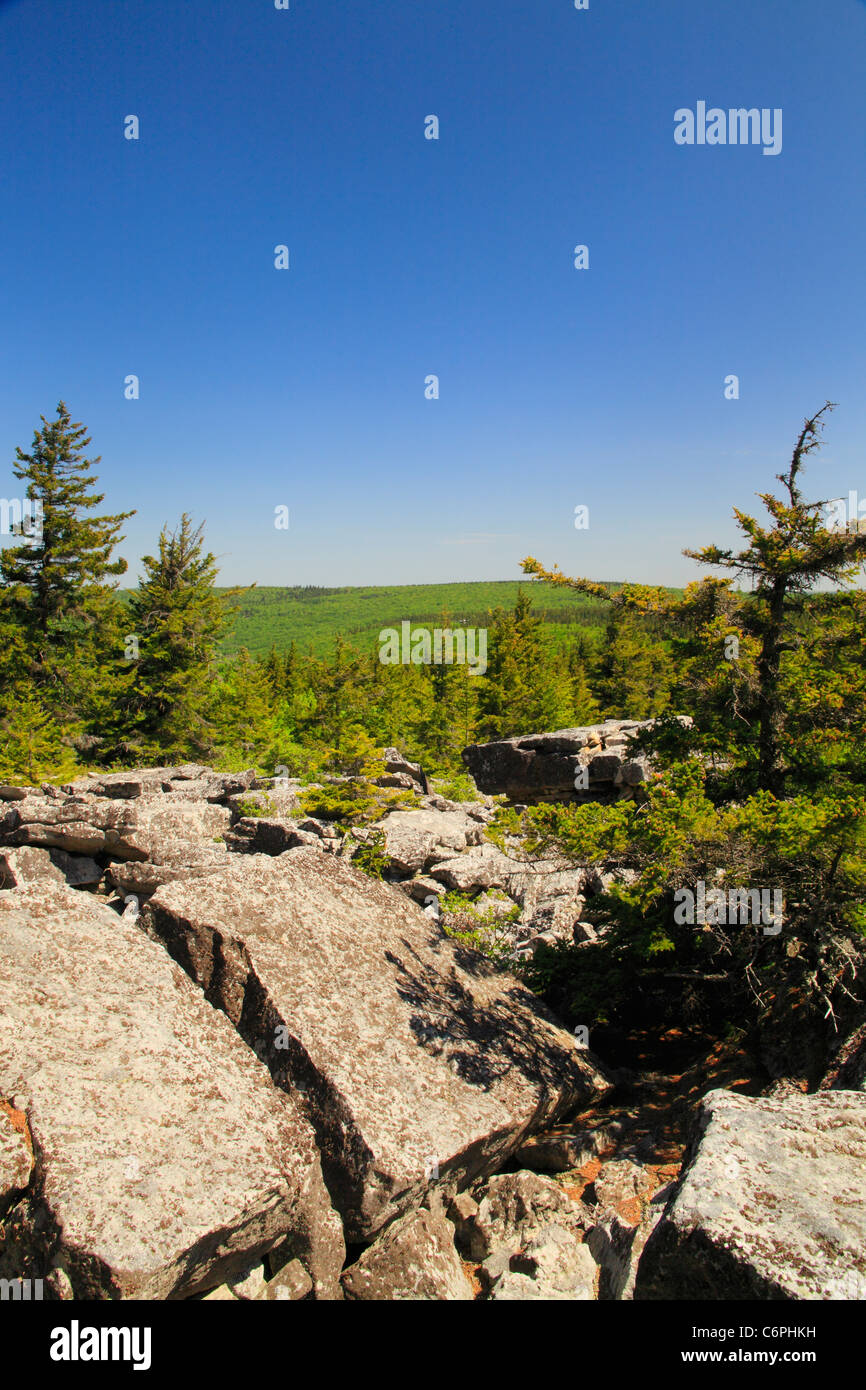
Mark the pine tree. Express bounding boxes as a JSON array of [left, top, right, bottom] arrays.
[[0, 402, 134, 729], [0, 400, 134, 681], [120, 515, 233, 761], [215, 648, 278, 768], [595, 611, 672, 719], [476, 591, 573, 740]]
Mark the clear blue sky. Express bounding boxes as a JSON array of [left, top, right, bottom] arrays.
[[1, 0, 864, 588]]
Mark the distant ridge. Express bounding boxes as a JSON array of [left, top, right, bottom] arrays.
[[208, 578, 681, 658]]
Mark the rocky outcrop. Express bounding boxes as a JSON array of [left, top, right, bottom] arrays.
[[373, 808, 485, 875], [426, 842, 515, 893], [376, 747, 430, 796], [341, 1200, 474, 1300], [0, 789, 231, 862], [634, 1089, 866, 1300], [3, 748, 856, 1304], [142, 848, 608, 1240], [106, 840, 230, 896], [461, 719, 661, 804], [448, 1170, 598, 1300], [0, 883, 344, 1300], [63, 764, 259, 803], [0, 845, 102, 889]]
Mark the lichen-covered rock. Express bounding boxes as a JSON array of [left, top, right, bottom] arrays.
[[373, 809, 484, 875], [462, 720, 665, 804], [491, 1223, 598, 1300], [455, 1170, 589, 1263], [64, 765, 260, 804], [381, 748, 429, 794], [342, 1203, 474, 1300], [0, 792, 231, 861], [143, 849, 607, 1241], [635, 1089, 866, 1301], [0, 883, 344, 1300], [427, 843, 515, 893], [107, 839, 230, 896], [0, 784, 35, 802], [225, 787, 302, 820]]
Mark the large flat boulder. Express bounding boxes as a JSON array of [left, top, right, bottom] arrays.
[[634, 1089, 866, 1301], [143, 848, 607, 1241], [373, 808, 484, 875], [462, 720, 658, 804], [0, 792, 230, 861], [0, 845, 103, 890], [0, 884, 344, 1300], [106, 839, 230, 897], [64, 765, 259, 803]]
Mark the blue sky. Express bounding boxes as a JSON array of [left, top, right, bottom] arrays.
[[1, 0, 864, 587]]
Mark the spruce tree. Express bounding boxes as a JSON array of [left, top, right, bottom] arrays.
[[567, 635, 601, 725], [120, 515, 232, 761], [595, 611, 672, 719], [215, 648, 278, 768], [0, 689, 76, 783], [0, 403, 133, 668], [0, 403, 134, 731], [476, 591, 572, 740]]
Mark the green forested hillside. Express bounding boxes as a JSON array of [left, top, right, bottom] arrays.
[[215, 580, 679, 657]]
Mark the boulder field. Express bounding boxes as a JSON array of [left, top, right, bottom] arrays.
[[1, 740, 864, 1301]]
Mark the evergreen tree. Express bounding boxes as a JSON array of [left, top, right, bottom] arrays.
[[595, 611, 672, 720], [566, 634, 601, 725], [684, 403, 866, 793], [0, 689, 77, 783], [410, 612, 479, 768], [0, 402, 134, 729], [215, 648, 278, 768], [477, 591, 574, 741], [522, 402, 866, 792], [119, 515, 233, 761]]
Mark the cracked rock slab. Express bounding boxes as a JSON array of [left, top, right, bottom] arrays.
[[0, 884, 344, 1300], [634, 1089, 866, 1301], [143, 848, 607, 1241], [342, 1203, 474, 1300], [0, 793, 231, 861], [107, 839, 230, 897], [462, 720, 663, 804], [374, 809, 484, 875]]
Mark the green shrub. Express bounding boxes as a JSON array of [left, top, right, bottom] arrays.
[[233, 793, 276, 818], [348, 829, 391, 879], [429, 772, 482, 803], [438, 889, 519, 965]]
